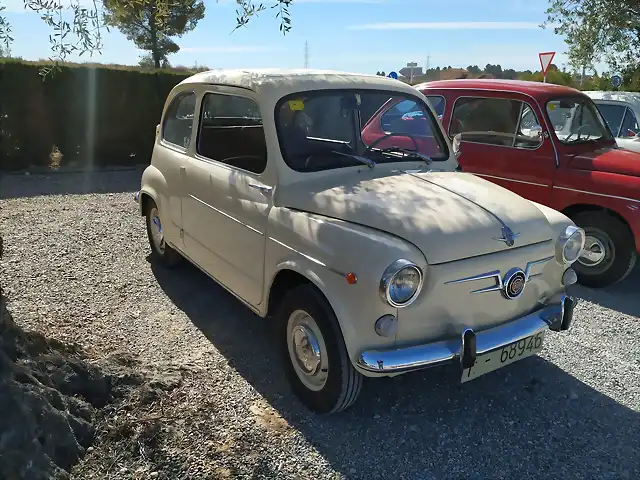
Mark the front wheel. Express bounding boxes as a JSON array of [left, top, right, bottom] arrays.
[[145, 200, 182, 268], [571, 210, 636, 288], [277, 284, 363, 414]]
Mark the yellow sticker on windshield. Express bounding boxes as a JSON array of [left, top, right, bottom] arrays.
[[288, 100, 304, 111], [548, 103, 557, 111]]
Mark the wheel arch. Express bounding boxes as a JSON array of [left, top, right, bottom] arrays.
[[561, 203, 635, 241], [266, 264, 328, 319]]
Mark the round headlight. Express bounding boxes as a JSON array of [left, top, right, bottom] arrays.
[[380, 259, 424, 308], [556, 226, 585, 264]]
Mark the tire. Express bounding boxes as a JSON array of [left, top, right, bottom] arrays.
[[145, 199, 182, 268], [571, 210, 636, 288], [277, 284, 363, 414]]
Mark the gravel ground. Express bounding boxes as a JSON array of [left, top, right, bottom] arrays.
[[1, 170, 639, 479]]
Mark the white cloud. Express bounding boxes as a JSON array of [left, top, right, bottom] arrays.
[[347, 21, 542, 31], [180, 45, 282, 53]]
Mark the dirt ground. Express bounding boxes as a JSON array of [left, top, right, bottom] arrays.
[[0, 170, 638, 480]]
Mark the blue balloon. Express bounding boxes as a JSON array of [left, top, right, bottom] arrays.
[[611, 75, 623, 88], [388, 71, 398, 80]]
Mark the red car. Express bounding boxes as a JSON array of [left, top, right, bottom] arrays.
[[362, 79, 640, 288]]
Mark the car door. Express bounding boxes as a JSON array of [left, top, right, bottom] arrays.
[[181, 88, 272, 307], [154, 90, 197, 249], [448, 94, 556, 205]]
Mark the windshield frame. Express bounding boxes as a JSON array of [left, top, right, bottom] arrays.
[[544, 94, 615, 146], [273, 88, 450, 172]]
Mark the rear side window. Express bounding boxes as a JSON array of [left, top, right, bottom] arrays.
[[596, 103, 627, 136], [162, 92, 196, 149], [450, 97, 542, 149], [197, 93, 267, 174]]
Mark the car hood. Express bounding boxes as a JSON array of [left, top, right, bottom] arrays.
[[615, 137, 640, 154], [277, 170, 554, 265], [567, 146, 640, 177]]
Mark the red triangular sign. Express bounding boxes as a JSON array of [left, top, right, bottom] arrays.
[[539, 52, 556, 75]]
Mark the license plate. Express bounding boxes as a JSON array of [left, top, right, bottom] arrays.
[[461, 331, 545, 383]]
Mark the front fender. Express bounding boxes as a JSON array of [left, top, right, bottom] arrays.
[[264, 206, 428, 366]]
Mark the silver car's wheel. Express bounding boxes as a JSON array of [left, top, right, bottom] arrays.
[[287, 310, 329, 392]]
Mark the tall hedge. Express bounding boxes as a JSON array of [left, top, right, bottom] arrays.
[[0, 60, 190, 171]]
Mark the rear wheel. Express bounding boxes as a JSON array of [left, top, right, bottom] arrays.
[[145, 199, 182, 268], [277, 284, 363, 414], [571, 210, 636, 288]]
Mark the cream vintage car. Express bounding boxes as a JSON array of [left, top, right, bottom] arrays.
[[135, 69, 584, 414]]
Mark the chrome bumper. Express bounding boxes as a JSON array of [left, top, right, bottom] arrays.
[[357, 294, 577, 374]]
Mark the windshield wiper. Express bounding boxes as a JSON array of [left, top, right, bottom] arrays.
[[368, 146, 433, 165], [330, 150, 376, 169]]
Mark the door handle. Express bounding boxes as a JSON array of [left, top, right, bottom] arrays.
[[179, 166, 186, 175], [249, 183, 273, 194]]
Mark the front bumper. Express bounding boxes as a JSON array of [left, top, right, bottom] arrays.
[[357, 294, 577, 374]]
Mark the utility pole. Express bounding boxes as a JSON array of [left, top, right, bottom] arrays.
[[407, 62, 418, 84], [304, 41, 309, 69]]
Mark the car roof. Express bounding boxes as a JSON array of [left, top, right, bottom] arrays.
[[415, 79, 583, 98], [177, 68, 417, 96], [582, 90, 640, 109]]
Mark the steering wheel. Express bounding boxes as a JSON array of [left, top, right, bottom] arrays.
[[563, 124, 590, 142], [368, 132, 420, 151]]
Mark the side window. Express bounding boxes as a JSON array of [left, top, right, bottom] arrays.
[[450, 97, 522, 147], [425, 95, 446, 117], [380, 99, 428, 134], [197, 93, 267, 174], [162, 92, 196, 149], [514, 104, 543, 149], [620, 107, 639, 137], [596, 103, 627, 136]]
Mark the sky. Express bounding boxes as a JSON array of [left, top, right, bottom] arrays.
[[1, 0, 577, 74]]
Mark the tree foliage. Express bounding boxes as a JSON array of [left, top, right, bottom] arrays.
[[102, 0, 205, 69], [544, 0, 640, 73], [0, 0, 293, 77]]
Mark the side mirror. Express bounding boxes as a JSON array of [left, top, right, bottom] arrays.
[[628, 129, 637, 138], [527, 125, 543, 138], [452, 133, 462, 158]]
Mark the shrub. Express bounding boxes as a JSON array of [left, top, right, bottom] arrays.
[[0, 59, 192, 171]]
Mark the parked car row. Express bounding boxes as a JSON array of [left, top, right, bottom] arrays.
[[135, 69, 637, 414]]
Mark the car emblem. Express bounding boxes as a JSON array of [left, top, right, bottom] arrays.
[[502, 268, 527, 299], [443, 257, 553, 298], [493, 226, 520, 247]]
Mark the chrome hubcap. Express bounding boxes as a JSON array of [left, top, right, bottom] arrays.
[[578, 234, 607, 267], [149, 207, 165, 254], [287, 310, 328, 391]]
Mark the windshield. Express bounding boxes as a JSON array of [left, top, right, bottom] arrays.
[[275, 89, 449, 172], [545, 96, 614, 144]]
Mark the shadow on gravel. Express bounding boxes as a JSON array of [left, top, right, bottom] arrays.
[[0, 168, 144, 199], [569, 264, 640, 318], [151, 259, 640, 480]]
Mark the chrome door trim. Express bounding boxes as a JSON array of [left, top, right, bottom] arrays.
[[188, 194, 264, 235]]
